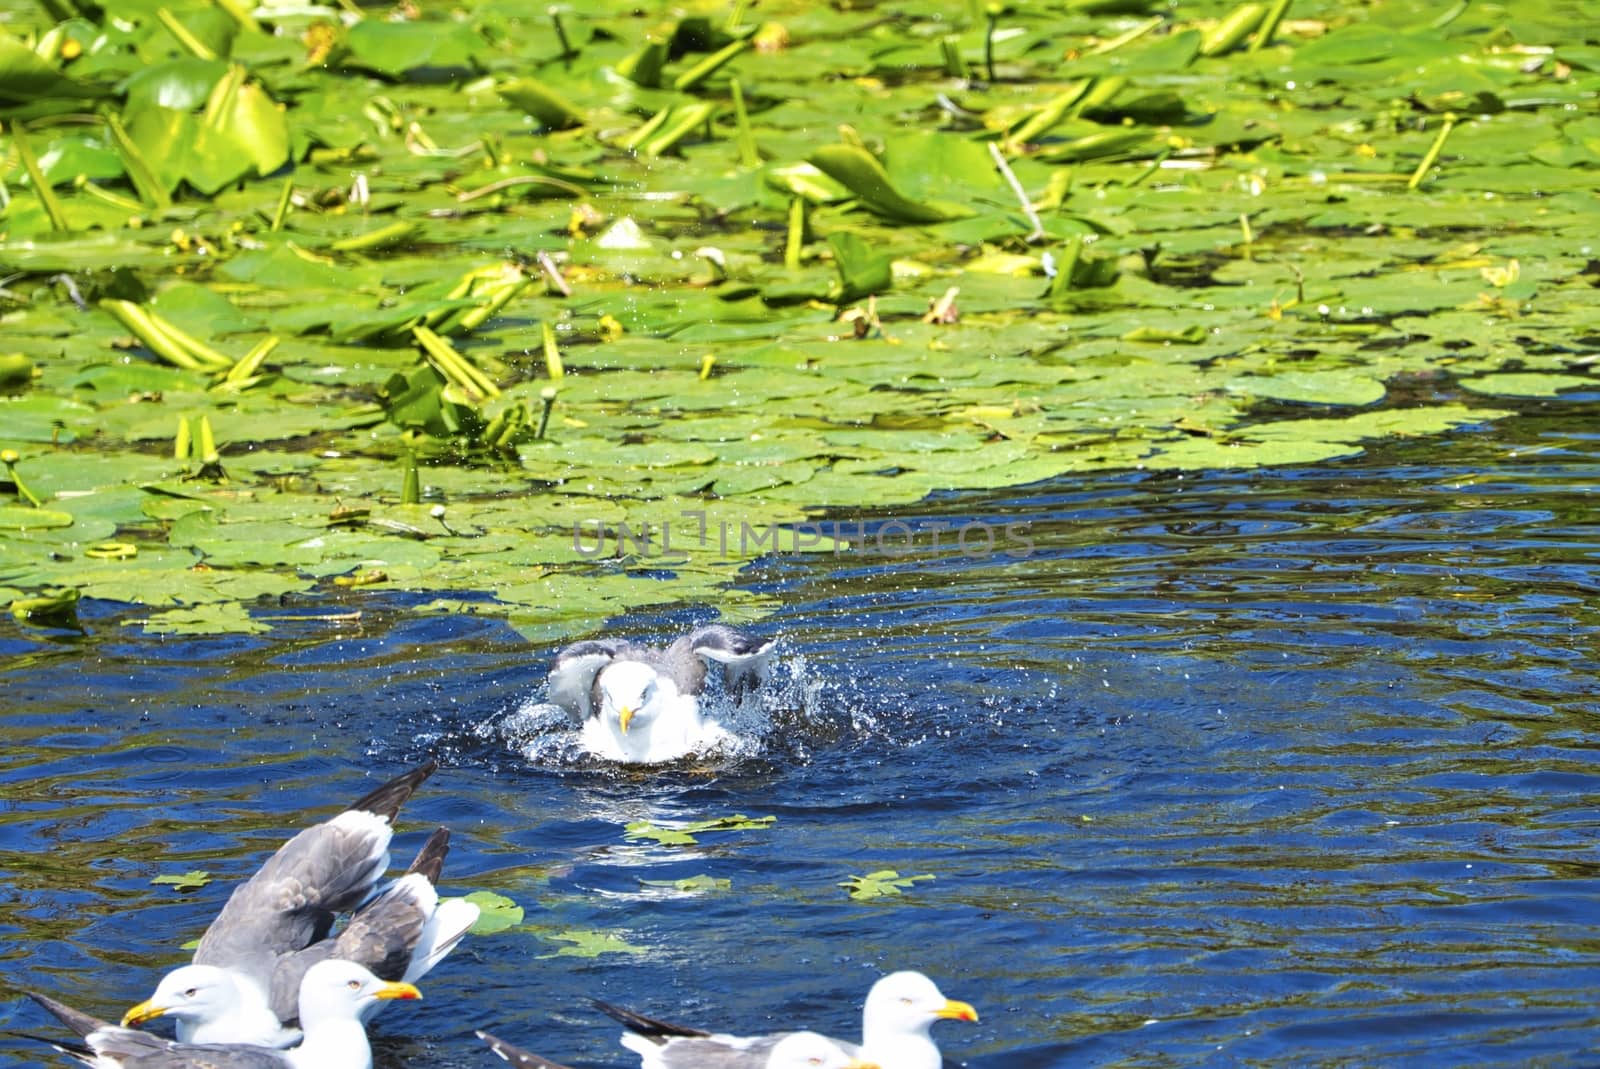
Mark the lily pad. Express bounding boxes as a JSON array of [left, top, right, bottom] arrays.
[[839, 870, 936, 901], [152, 870, 213, 892], [1457, 373, 1594, 398], [539, 928, 645, 959], [458, 890, 524, 935]]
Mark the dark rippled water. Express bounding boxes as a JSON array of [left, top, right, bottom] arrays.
[[2, 402, 1597, 1069]]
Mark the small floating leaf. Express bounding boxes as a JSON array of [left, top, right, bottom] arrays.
[[459, 890, 524, 935], [624, 813, 775, 845], [840, 870, 935, 901], [539, 928, 645, 959], [639, 874, 733, 893], [624, 821, 700, 846], [681, 813, 776, 833], [152, 870, 213, 892]]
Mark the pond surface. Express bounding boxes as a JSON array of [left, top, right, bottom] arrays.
[[2, 400, 1598, 1069]]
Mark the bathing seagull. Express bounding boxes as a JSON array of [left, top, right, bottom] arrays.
[[26, 958, 419, 1069], [548, 624, 776, 763], [594, 971, 976, 1069], [480, 1028, 881, 1069], [121, 762, 476, 1047]]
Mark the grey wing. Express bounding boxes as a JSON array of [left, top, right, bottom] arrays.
[[267, 830, 447, 1013], [477, 1031, 576, 1069], [655, 635, 710, 696], [549, 640, 627, 721], [26, 995, 288, 1069], [653, 1035, 786, 1069], [193, 810, 393, 989], [89, 1036, 291, 1069], [688, 625, 776, 699], [327, 871, 432, 981]]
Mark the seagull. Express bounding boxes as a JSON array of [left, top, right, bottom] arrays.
[[548, 624, 776, 763], [26, 959, 420, 1069], [595, 972, 976, 1069], [122, 762, 477, 1047], [479, 1028, 881, 1069]]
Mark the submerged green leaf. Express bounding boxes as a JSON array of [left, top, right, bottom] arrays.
[[639, 874, 733, 893]]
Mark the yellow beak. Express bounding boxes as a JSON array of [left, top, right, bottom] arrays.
[[375, 981, 421, 1001], [843, 1060, 881, 1069], [936, 998, 978, 1022], [121, 999, 166, 1028], [618, 705, 634, 734]]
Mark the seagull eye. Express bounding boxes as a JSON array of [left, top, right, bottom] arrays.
[[347, 980, 361, 990], [900, 997, 914, 1005], [183, 988, 198, 998]]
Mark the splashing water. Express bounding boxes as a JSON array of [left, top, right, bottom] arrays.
[[487, 653, 840, 768]]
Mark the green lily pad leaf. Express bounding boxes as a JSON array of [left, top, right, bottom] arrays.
[[205, 78, 290, 183], [499, 78, 586, 130], [342, 18, 484, 77], [1145, 436, 1364, 471], [625, 813, 775, 845], [639, 874, 733, 893], [809, 144, 973, 223], [624, 821, 700, 846], [839, 870, 935, 900], [828, 232, 893, 304], [681, 814, 777, 833], [539, 928, 645, 959], [0, 37, 105, 104], [458, 890, 524, 935], [1457, 373, 1594, 398], [0, 506, 73, 530], [0, 352, 36, 395], [1233, 370, 1387, 407], [10, 588, 83, 631], [1123, 325, 1207, 344], [124, 58, 228, 115], [138, 603, 270, 636], [152, 870, 213, 892]]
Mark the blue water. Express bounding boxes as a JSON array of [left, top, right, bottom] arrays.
[[2, 404, 1598, 1069]]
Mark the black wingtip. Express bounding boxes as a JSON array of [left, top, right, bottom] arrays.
[[25, 991, 107, 1040], [404, 826, 451, 883], [7, 1029, 92, 1063], [589, 998, 710, 1040], [348, 758, 439, 820], [477, 1031, 577, 1069]]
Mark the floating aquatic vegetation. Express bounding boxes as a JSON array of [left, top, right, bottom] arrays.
[[624, 814, 777, 847], [0, 0, 1593, 635], [150, 870, 213, 893], [839, 870, 936, 901]]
